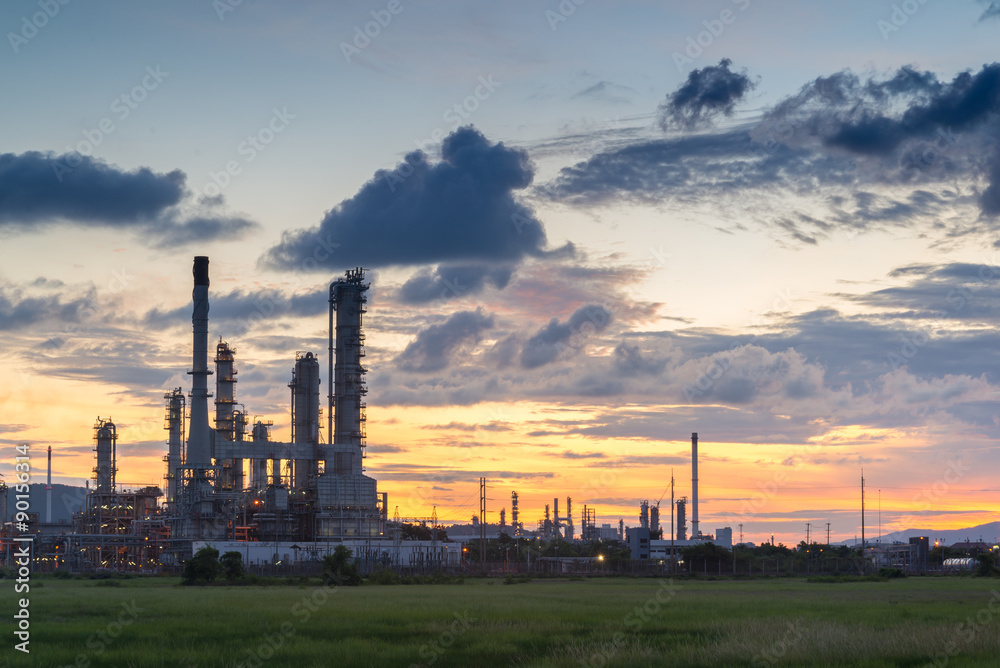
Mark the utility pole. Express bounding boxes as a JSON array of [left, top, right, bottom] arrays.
[[826, 522, 831, 546], [861, 469, 866, 573], [806, 523, 810, 546], [739, 523, 743, 546], [479, 477, 486, 567], [670, 469, 675, 575]]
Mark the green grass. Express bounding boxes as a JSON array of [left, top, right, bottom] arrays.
[[3, 576, 1000, 667]]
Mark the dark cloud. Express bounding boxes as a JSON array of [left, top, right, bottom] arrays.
[[396, 308, 495, 372], [144, 288, 325, 330], [819, 65, 1000, 156], [0, 283, 99, 332], [520, 304, 612, 369], [572, 80, 636, 105], [261, 127, 557, 271], [0, 151, 183, 223], [848, 262, 1000, 321], [149, 214, 257, 249], [543, 62, 1000, 244], [612, 342, 668, 376], [977, 0, 1000, 21], [542, 130, 771, 205], [397, 263, 514, 304], [982, 148, 1000, 214], [760, 63, 1000, 216], [0, 151, 258, 245], [659, 59, 756, 130]]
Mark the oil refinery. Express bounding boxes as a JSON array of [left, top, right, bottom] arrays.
[[1, 256, 731, 573], [1, 257, 466, 571]]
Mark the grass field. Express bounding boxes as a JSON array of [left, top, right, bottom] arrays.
[[3, 575, 1000, 667]]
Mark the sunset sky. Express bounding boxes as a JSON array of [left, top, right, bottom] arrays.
[[2, 0, 1000, 545]]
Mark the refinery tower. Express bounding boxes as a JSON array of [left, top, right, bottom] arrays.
[[164, 258, 382, 545], [60, 257, 461, 571]]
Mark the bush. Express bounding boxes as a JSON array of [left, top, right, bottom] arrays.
[[808, 574, 884, 583], [370, 568, 400, 585], [322, 545, 362, 586], [878, 567, 907, 579], [182, 546, 221, 585], [220, 551, 245, 580], [94, 580, 121, 587]]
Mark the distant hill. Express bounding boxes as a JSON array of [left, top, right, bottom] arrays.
[[837, 521, 1000, 547], [2, 484, 89, 524]]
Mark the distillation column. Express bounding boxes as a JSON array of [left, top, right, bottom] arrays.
[[215, 341, 241, 489], [328, 268, 369, 475], [511, 491, 520, 536], [290, 351, 321, 488], [163, 389, 185, 507], [94, 418, 117, 492], [565, 497, 573, 540]]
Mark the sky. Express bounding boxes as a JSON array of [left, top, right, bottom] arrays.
[[1, 0, 1000, 546]]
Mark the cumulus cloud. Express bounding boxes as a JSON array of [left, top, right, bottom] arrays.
[[0, 151, 257, 245], [659, 59, 756, 130], [520, 304, 612, 369], [397, 263, 515, 304], [396, 308, 495, 372], [612, 342, 668, 376], [261, 127, 559, 271]]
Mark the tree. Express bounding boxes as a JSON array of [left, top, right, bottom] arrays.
[[220, 551, 245, 580], [976, 553, 999, 577], [182, 546, 221, 585], [681, 542, 732, 567], [322, 545, 362, 586]]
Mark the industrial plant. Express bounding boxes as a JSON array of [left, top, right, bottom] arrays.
[[1, 257, 738, 573]]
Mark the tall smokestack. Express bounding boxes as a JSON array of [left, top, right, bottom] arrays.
[[46, 446, 52, 523], [691, 432, 699, 538], [187, 256, 212, 470]]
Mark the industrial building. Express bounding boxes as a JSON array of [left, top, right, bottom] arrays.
[[41, 258, 463, 570], [626, 434, 734, 560], [3, 259, 740, 573]]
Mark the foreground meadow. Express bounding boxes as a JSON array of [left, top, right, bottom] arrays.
[[3, 576, 999, 667]]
